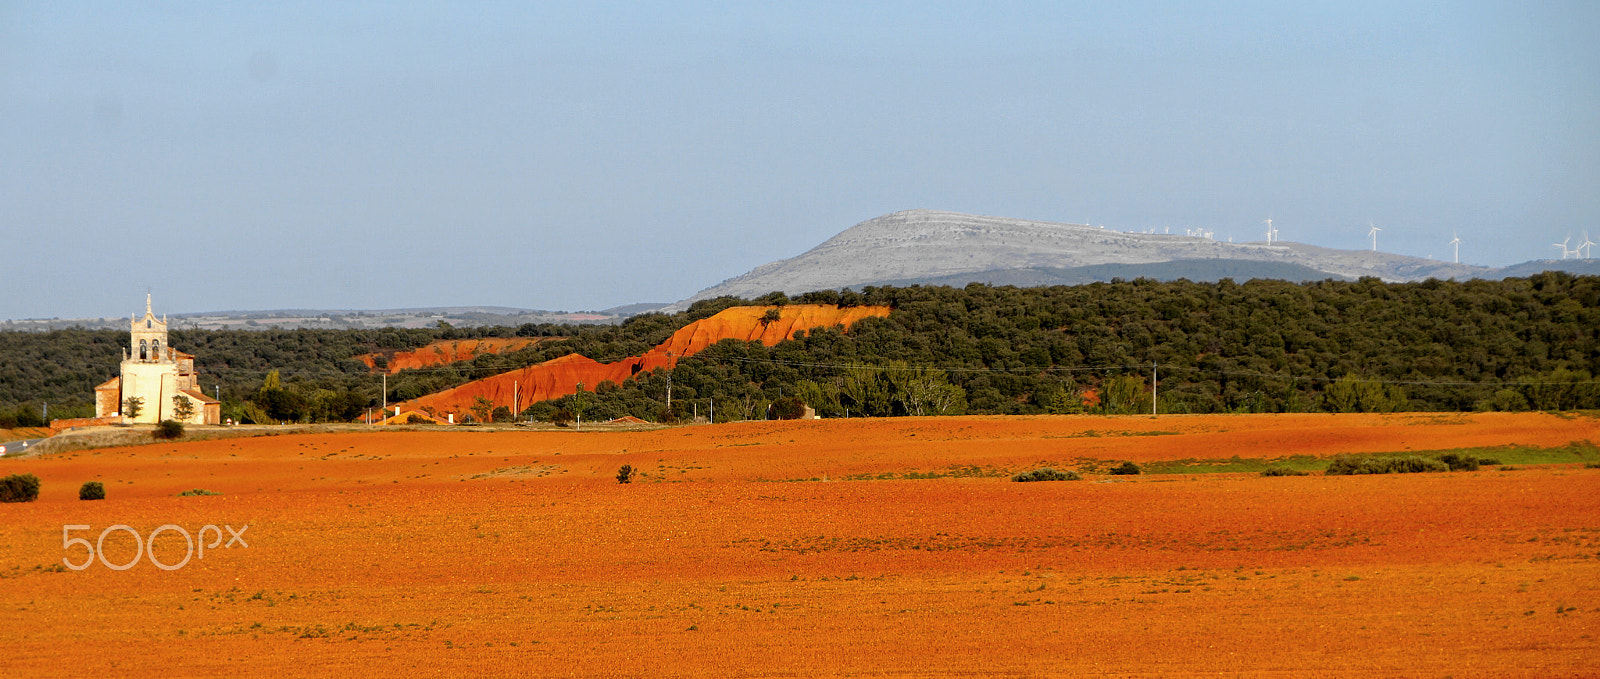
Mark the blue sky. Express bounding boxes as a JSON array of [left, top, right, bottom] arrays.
[[3, 1, 1596, 319]]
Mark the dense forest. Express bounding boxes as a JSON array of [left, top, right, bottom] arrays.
[[3, 273, 1597, 427]]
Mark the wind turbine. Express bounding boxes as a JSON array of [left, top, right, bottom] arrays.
[[1553, 235, 1572, 259], [1263, 216, 1276, 244], [1449, 231, 1462, 264], [1580, 230, 1597, 259], [1367, 221, 1381, 252]]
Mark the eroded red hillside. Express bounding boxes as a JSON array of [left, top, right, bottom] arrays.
[[356, 337, 552, 374], [394, 305, 889, 418]]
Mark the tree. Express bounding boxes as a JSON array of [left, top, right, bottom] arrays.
[[760, 308, 783, 326], [171, 394, 196, 422], [471, 396, 495, 423], [770, 396, 806, 420], [570, 383, 588, 425], [123, 396, 144, 420]]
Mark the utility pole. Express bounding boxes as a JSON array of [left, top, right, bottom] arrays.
[[709, 397, 714, 424], [1151, 362, 1158, 416], [382, 374, 387, 416]]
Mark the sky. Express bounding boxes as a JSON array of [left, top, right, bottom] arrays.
[[2, 1, 1596, 320]]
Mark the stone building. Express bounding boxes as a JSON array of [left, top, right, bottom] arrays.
[[93, 296, 220, 425]]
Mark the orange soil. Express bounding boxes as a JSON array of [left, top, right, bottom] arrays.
[[396, 304, 890, 418], [355, 337, 549, 374], [2, 411, 1596, 678]]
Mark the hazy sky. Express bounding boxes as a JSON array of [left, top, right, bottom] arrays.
[[3, 1, 1596, 320]]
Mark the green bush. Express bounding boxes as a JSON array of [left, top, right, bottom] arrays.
[[1437, 453, 1479, 472], [769, 396, 807, 420], [1260, 466, 1309, 477], [1326, 455, 1449, 475], [1011, 467, 1081, 482], [176, 488, 220, 496], [0, 473, 41, 502], [79, 481, 105, 501], [616, 465, 634, 484], [154, 419, 184, 440], [1108, 461, 1142, 476]]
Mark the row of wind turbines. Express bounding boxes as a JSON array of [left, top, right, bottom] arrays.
[[1264, 217, 1595, 263], [1553, 232, 1597, 260]]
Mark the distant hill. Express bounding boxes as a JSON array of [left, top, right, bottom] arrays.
[[0, 306, 634, 333], [668, 209, 1594, 309], [874, 259, 1353, 288]]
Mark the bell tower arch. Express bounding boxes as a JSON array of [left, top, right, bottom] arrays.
[[130, 294, 169, 363]]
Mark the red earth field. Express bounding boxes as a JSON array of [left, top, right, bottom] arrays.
[[2, 412, 1596, 677], [395, 304, 890, 418]]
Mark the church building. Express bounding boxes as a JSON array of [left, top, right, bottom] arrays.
[[93, 296, 221, 425]]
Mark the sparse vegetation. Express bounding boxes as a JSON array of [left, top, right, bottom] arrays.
[[1011, 467, 1080, 482], [0, 473, 41, 502], [79, 481, 105, 500], [616, 465, 634, 484], [176, 488, 220, 496], [1326, 455, 1449, 475], [1260, 466, 1309, 477]]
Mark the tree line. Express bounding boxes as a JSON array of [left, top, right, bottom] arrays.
[[3, 273, 1598, 426]]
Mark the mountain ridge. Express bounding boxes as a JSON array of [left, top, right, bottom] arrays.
[[669, 209, 1596, 310]]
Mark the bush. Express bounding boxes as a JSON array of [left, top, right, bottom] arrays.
[[770, 396, 807, 420], [1437, 453, 1479, 472], [616, 465, 634, 484], [1011, 467, 1080, 482], [154, 419, 184, 440], [79, 481, 105, 501], [1260, 466, 1309, 477], [0, 473, 41, 502], [1326, 455, 1449, 475], [176, 488, 220, 496], [1108, 461, 1142, 476]]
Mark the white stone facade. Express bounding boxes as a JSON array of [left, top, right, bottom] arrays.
[[94, 296, 220, 425]]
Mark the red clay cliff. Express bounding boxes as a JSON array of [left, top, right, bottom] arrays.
[[392, 304, 889, 418]]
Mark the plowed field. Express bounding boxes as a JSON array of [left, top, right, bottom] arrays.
[[2, 412, 1597, 677]]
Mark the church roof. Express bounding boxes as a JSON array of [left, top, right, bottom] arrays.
[[180, 388, 219, 404], [95, 376, 121, 390]]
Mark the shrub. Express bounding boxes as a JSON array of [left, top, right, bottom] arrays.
[[79, 481, 106, 501], [1108, 461, 1142, 476], [1326, 455, 1449, 475], [616, 465, 634, 484], [1011, 467, 1080, 482], [1586, 462, 1600, 469], [1260, 466, 1309, 477], [770, 396, 807, 420], [154, 419, 184, 440], [0, 473, 41, 502], [1437, 453, 1479, 472], [176, 488, 220, 496], [551, 409, 574, 427]]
